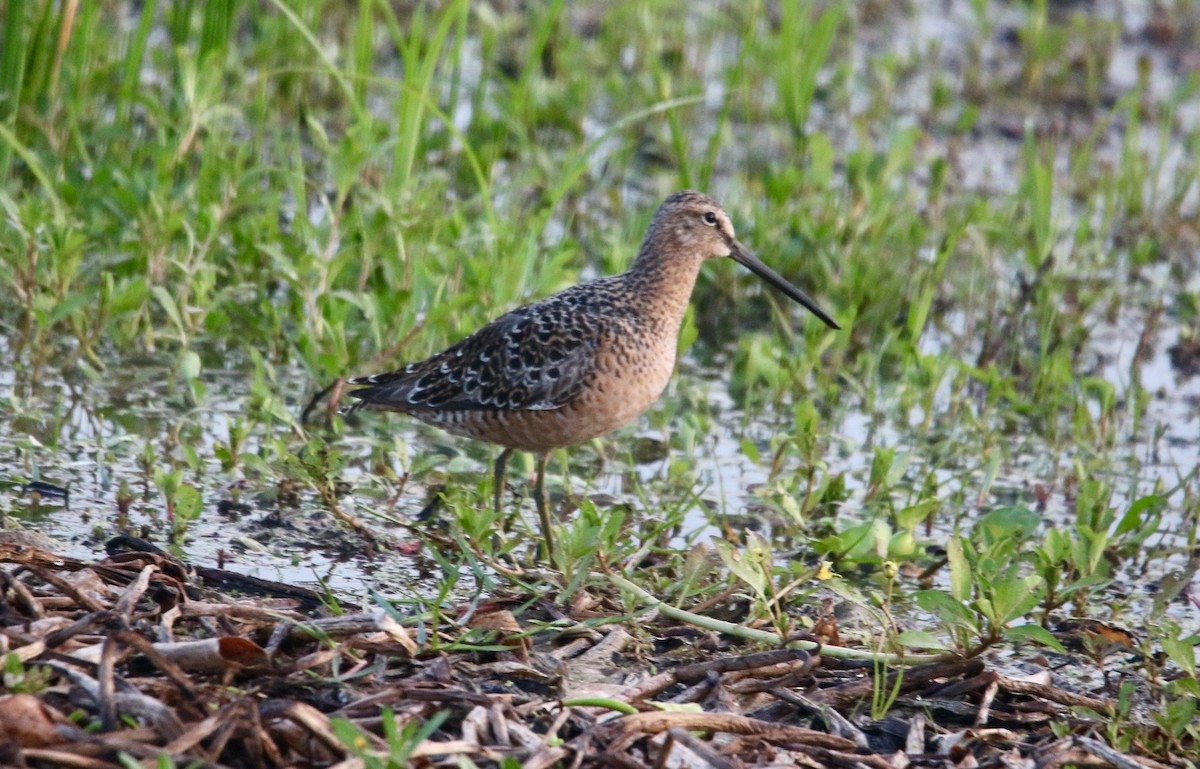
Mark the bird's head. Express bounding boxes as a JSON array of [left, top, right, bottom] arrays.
[[643, 190, 840, 330]]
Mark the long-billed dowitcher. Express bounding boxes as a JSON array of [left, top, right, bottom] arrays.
[[346, 190, 839, 563]]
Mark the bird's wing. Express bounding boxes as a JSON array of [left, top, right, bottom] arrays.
[[347, 292, 612, 413]]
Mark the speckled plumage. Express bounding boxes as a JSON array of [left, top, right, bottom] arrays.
[[346, 190, 839, 561], [346, 268, 681, 451]]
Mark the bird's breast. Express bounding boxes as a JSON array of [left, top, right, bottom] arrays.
[[573, 326, 677, 434]]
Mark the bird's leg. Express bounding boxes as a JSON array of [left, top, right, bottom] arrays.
[[533, 451, 557, 566], [492, 447, 513, 520]]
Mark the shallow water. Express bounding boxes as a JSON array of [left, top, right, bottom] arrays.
[[2, 303, 1195, 626]]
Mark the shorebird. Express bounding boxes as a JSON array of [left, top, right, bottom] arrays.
[[346, 190, 839, 564]]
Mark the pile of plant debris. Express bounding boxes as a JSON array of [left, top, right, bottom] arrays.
[[0, 538, 1179, 769]]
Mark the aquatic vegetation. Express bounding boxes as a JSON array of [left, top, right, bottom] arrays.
[[1, 0, 1198, 763]]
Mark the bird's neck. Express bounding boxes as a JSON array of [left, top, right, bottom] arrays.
[[625, 244, 704, 332]]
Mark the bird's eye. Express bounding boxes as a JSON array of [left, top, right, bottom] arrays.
[[702, 211, 718, 226]]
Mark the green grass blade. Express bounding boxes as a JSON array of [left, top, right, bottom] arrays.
[[0, 0, 29, 180], [117, 0, 158, 126]]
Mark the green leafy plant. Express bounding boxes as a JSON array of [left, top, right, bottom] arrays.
[[715, 533, 793, 639], [916, 507, 1063, 655], [2, 653, 52, 695], [331, 708, 449, 769]]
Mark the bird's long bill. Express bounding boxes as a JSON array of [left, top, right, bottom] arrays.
[[731, 242, 841, 330]]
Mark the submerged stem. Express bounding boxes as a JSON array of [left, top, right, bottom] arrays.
[[605, 573, 947, 665]]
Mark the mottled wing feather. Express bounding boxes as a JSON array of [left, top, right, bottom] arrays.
[[348, 286, 614, 413]]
